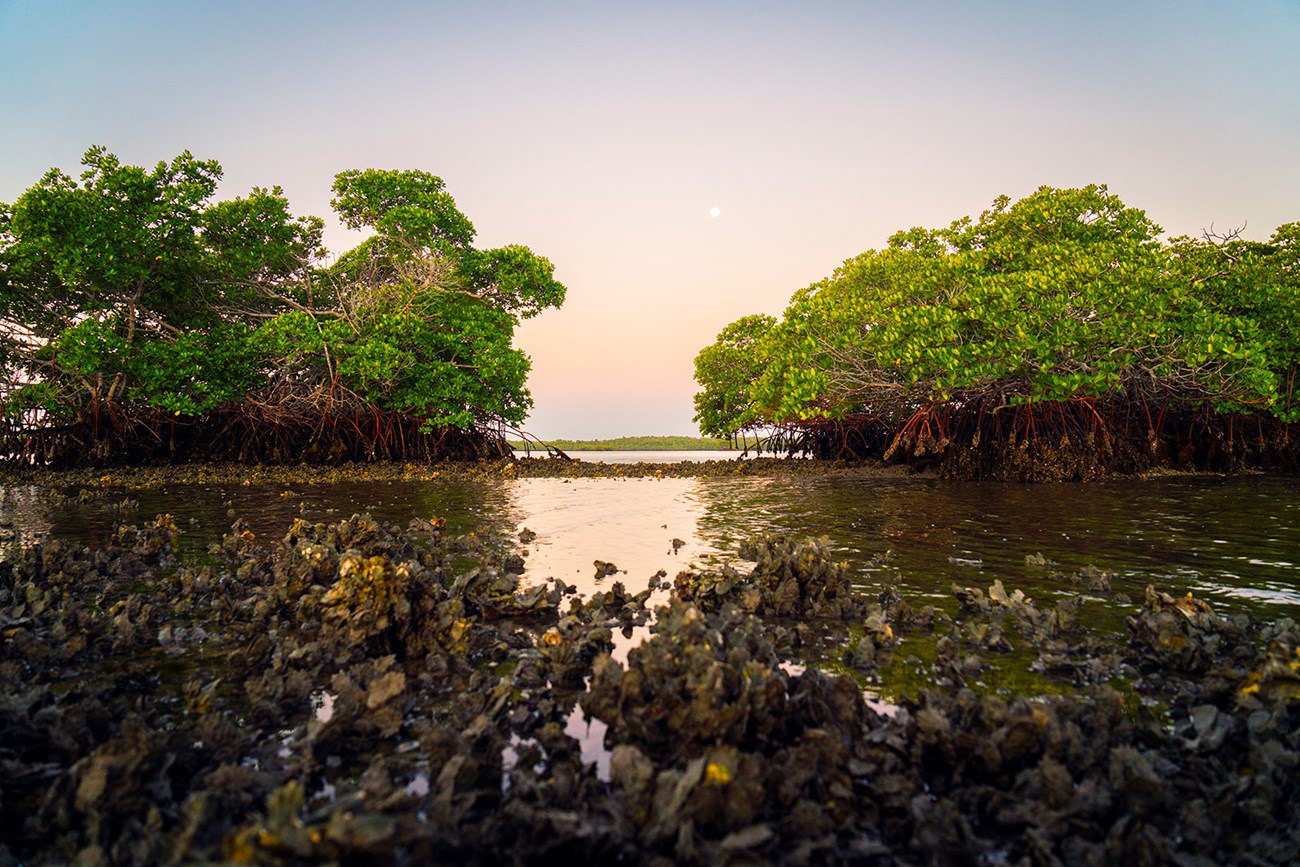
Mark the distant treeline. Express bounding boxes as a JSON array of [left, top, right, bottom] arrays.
[[509, 435, 735, 451]]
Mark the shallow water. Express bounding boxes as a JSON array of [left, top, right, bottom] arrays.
[[3, 472, 1298, 624], [512, 448, 753, 463], [5, 468, 1300, 844]]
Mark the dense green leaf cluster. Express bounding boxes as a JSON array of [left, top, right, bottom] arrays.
[[695, 186, 1299, 465], [691, 314, 776, 441], [0, 148, 565, 463]]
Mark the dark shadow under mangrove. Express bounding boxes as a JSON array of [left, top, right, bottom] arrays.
[[0, 410, 513, 469], [793, 400, 1300, 481]]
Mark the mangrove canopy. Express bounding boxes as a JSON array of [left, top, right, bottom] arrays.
[[694, 185, 1300, 479], [0, 147, 566, 466]]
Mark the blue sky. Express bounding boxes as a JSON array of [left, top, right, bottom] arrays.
[[3, 0, 1298, 438]]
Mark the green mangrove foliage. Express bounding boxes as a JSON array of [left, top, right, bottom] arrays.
[[695, 185, 1299, 476], [691, 314, 775, 444], [0, 148, 565, 465]]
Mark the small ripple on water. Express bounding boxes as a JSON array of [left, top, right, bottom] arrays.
[[4, 471, 1299, 624]]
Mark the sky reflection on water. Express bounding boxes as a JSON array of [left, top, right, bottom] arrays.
[[4, 472, 1298, 621]]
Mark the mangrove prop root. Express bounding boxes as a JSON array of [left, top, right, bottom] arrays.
[[0, 409, 512, 469], [797, 400, 1298, 481]]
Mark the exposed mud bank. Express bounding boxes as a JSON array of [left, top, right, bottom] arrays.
[[3, 447, 1292, 494], [2, 515, 1298, 864], [0, 457, 911, 490]]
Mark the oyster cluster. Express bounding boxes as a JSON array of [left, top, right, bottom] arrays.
[[1, 515, 1298, 865]]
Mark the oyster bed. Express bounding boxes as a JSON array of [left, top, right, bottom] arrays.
[[2, 513, 1299, 865], [0, 457, 903, 490]]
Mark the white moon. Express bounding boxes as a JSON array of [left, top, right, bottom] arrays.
[[709, 207, 720, 218]]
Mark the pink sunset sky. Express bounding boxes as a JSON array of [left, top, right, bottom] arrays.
[[3, 1, 1298, 438]]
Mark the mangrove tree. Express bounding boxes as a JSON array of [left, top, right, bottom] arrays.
[[694, 185, 1299, 478], [0, 148, 566, 466]]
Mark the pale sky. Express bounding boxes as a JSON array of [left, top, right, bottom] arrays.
[[2, 1, 1298, 438]]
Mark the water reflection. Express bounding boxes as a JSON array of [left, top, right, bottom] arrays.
[[689, 474, 1300, 615], [3, 473, 1297, 620], [509, 478, 702, 592], [0, 486, 61, 548], [513, 450, 751, 464]]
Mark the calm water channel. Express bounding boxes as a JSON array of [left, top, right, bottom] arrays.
[[3, 459, 1298, 626]]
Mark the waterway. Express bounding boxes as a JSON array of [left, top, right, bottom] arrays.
[[512, 449, 752, 463], [4, 460, 1299, 856], [3, 463, 1297, 627]]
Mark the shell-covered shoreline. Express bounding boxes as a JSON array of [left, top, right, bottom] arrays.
[[2, 510, 1298, 864]]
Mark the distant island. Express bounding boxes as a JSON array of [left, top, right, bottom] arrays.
[[508, 435, 736, 451]]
